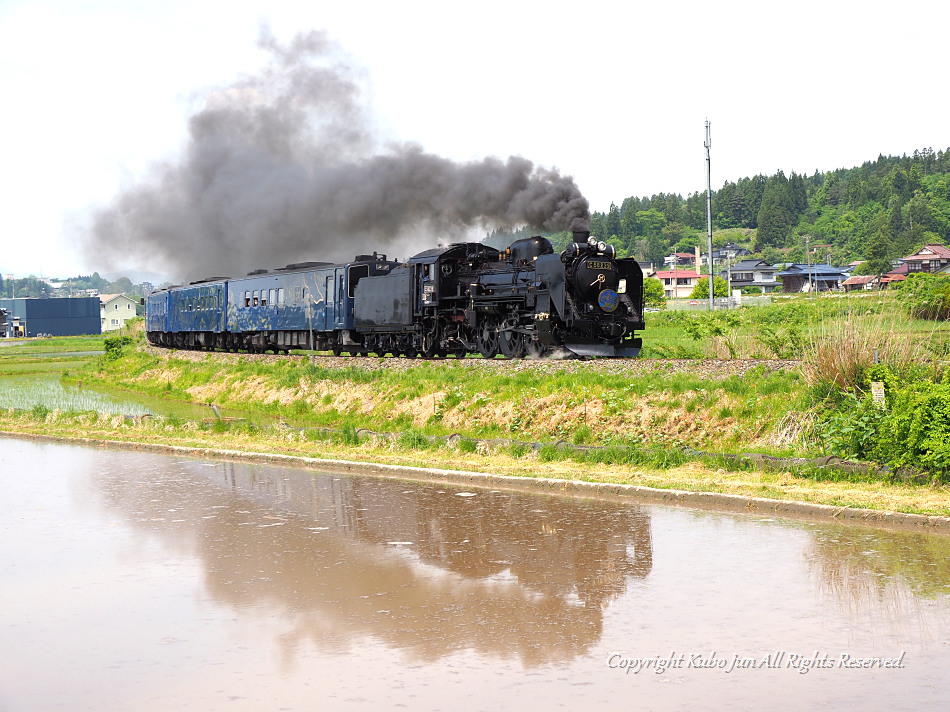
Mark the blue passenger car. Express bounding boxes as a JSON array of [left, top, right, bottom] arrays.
[[225, 255, 396, 353], [146, 279, 227, 349], [145, 289, 170, 337], [145, 254, 397, 354]]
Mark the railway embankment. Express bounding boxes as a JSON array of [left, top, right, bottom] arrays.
[[93, 344, 806, 453], [0, 338, 946, 518]]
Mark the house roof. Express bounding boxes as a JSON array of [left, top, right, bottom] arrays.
[[842, 275, 877, 286], [653, 270, 701, 279], [728, 259, 772, 270], [880, 274, 907, 283], [776, 264, 846, 278], [99, 293, 134, 304], [903, 244, 950, 260]]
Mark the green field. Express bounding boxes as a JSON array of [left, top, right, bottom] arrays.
[[1, 292, 950, 515]]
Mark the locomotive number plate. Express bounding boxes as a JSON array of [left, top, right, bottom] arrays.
[[586, 261, 612, 270]]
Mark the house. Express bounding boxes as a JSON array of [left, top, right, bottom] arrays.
[[651, 269, 702, 299], [901, 244, 950, 273], [775, 264, 847, 293], [719, 259, 779, 293], [701, 243, 752, 266], [664, 252, 697, 269], [841, 275, 879, 292], [100, 293, 138, 332], [879, 263, 909, 289]]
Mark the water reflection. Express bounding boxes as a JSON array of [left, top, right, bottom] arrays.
[[805, 525, 950, 643], [95, 458, 653, 666], [9, 439, 950, 711]]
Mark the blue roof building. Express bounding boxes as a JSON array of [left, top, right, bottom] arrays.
[[775, 264, 847, 293]]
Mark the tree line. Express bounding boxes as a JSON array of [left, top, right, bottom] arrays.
[[0, 272, 141, 299], [587, 147, 950, 270]]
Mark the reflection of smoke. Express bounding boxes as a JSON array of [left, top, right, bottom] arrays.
[[87, 29, 589, 281]]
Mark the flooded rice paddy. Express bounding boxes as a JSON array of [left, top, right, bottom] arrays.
[[3, 437, 950, 711], [0, 375, 268, 423], [0, 375, 152, 416]]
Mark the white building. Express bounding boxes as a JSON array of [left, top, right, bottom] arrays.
[[100, 294, 137, 332]]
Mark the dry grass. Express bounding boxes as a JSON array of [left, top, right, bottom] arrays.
[[800, 311, 938, 390]]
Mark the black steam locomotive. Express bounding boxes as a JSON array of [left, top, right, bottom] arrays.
[[146, 229, 644, 358]]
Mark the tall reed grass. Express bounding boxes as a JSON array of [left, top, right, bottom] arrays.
[[800, 309, 939, 393]]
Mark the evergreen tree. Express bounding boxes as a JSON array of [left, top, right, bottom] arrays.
[[645, 233, 668, 267], [860, 228, 892, 275], [741, 175, 767, 227], [755, 172, 794, 249], [605, 202, 621, 237], [788, 172, 808, 216], [684, 191, 707, 230], [887, 195, 904, 239], [588, 212, 607, 239]]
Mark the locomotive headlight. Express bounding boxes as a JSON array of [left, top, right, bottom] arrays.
[[587, 236, 598, 247], [597, 241, 608, 252]]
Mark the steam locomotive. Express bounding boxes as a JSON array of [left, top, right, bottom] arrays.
[[145, 229, 644, 358]]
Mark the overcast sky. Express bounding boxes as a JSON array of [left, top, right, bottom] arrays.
[[1, 0, 946, 280]]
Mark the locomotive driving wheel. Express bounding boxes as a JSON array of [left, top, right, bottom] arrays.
[[476, 321, 499, 358], [499, 331, 527, 359]]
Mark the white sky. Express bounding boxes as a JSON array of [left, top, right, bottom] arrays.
[[1, 0, 946, 279]]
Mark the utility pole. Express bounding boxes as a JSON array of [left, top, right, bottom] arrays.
[[726, 254, 732, 308], [673, 259, 678, 302], [804, 235, 813, 296], [705, 120, 714, 310]]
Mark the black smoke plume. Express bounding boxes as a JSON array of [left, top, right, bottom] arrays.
[[87, 29, 589, 280]]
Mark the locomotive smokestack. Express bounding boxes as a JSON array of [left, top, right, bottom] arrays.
[[573, 229, 591, 244]]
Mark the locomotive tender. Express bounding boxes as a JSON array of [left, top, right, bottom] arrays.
[[146, 229, 645, 358]]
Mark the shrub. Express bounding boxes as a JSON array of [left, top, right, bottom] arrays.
[[103, 335, 135, 361], [898, 272, 950, 320], [872, 381, 950, 475], [818, 393, 885, 459]]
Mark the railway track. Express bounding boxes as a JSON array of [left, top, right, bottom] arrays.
[[143, 345, 800, 378]]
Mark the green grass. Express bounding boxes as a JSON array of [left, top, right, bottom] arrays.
[[645, 293, 950, 360], [70, 343, 811, 458], [0, 335, 105, 354]]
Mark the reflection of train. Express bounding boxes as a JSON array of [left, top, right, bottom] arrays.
[[103, 458, 653, 665], [145, 229, 645, 358]]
